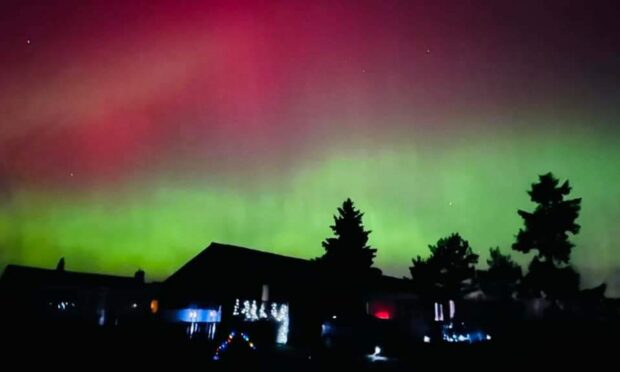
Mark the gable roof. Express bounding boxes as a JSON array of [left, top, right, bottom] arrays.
[[0, 264, 143, 289], [165, 242, 315, 286], [164, 242, 410, 294]]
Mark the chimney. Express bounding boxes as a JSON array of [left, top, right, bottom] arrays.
[[134, 269, 145, 283]]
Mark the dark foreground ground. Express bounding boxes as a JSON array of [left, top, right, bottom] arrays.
[[2, 320, 619, 371]]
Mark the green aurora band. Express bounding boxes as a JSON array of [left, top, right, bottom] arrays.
[[2, 123, 619, 294]]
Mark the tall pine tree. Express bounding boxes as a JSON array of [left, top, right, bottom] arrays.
[[513, 173, 581, 264], [316, 198, 379, 317], [513, 173, 581, 299], [318, 198, 378, 275]]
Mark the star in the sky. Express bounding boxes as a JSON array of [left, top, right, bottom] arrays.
[[26, 39, 31, 45]]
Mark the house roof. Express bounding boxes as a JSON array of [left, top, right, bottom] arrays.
[[165, 242, 410, 293], [165, 242, 316, 286], [0, 264, 143, 289]]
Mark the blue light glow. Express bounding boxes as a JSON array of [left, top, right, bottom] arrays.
[[440, 322, 491, 343], [170, 308, 221, 323]]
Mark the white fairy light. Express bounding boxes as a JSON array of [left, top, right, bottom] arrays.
[[250, 300, 258, 321], [232, 298, 240, 316], [276, 304, 289, 344], [259, 302, 267, 319]]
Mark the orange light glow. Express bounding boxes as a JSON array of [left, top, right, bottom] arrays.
[[150, 299, 159, 314]]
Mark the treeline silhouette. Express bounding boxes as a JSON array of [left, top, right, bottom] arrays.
[[314, 172, 605, 316]]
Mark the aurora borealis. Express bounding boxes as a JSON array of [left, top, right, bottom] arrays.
[[1, 1, 619, 294]]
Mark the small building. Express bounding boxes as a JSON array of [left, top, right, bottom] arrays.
[[0, 263, 157, 327]]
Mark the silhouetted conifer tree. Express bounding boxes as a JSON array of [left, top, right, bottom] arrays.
[[318, 198, 378, 274], [513, 173, 581, 299], [316, 198, 379, 318], [478, 247, 522, 300], [410, 233, 479, 301]]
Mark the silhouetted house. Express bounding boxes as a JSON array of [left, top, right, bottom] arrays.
[[160, 243, 320, 345], [159, 242, 417, 347], [164, 242, 318, 306], [0, 264, 157, 327]]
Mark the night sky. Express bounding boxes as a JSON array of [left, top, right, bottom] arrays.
[[1, 1, 619, 294]]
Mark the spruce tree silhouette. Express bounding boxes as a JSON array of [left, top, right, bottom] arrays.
[[478, 247, 522, 300], [316, 198, 379, 318], [409, 233, 479, 302], [513, 173, 581, 300], [319, 198, 377, 273]]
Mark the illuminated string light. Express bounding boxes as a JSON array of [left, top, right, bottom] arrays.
[[250, 300, 258, 321], [440, 322, 492, 344], [241, 300, 250, 318], [276, 304, 289, 344], [208, 323, 217, 340], [56, 301, 74, 311], [233, 299, 290, 344], [232, 299, 240, 316], [212, 331, 257, 361]]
